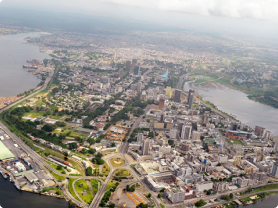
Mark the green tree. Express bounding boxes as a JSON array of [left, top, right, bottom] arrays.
[[86, 167, 93, 176]]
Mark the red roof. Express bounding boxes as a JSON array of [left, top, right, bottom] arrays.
[[97, 124, 102, 127], [77, 146, 82, 151]]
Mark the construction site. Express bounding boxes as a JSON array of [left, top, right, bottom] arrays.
[[106, 123, 129, 141]]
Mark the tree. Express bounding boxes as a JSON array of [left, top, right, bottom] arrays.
[[229, 193, 233, 199], [86, 167, 93, 176], [157, 194, 163, 198], [195, 199, 206, 207], [69, 142, 78, 150], [168, 140, 174, 145], [147, 193, 151, 198], [111, 142, 116, 147], [88, 148, 96, 154], [42, 124, 55, 132], [96, 153, 103, 158], [57, 165, 63, 170]]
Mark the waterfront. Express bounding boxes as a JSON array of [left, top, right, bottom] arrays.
[[240, 193, 278, 208], [0, 32, 50, 97], [184, 82, 278, 135], [0, 176, 68, 208]]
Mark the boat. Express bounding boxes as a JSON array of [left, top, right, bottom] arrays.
[[15, 184, 21, 190], [23, 65, 37, 69]]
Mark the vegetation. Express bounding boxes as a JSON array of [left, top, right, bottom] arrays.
[[195, 199, 206, 207], [110, 157, 125, 167]]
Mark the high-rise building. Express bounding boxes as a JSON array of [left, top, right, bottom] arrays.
[[188, 89, 194, 109], [230, 123, 238, 131], [132, 59, 137, 70], [201, 114, 208, 125], [165, 87, 172, 98], [142, 139, 150, 155], [191, 122, 198, 131], [158, 96, 165, 109], [254, 126, 266, 137], [181, 125, 191, 140], [137, 82, 142, 92], [137, 133, 144, 143], [126, 61, 131, 71], [134, 65, 140, 75], [192, 131, 201, 141], [271, 162, 278, 178], [264, 131, 272, 140], [160, 113, 165, 122], [174, 90, 181, 102], [170, 128, 177, 139]]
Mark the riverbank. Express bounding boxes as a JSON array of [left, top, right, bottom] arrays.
[[189, 70, 278, 110]]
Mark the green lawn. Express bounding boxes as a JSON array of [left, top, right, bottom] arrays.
[[102, 162, 110, 176], [113, 169, 131, 177], [45, 161, 66, 174], [91, 179, 99, 194], [110, 157, 125, 167], [68, 178, 80, 202], [75, 179, 94, 204], [42, 187, 63, 196], [226, 139, 244, 145], [105, 180, 116, 191], [46, 168, 66, 181]]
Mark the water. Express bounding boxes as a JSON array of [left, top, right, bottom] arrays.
[[240, 194, 278, 208], [184, 82, 278, 135], [0, 176, 68, 208], [0, 32, 50, 97]]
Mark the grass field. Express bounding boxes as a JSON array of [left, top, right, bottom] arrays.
[[105, 180, 116, 191], [75, 179, 94, 204], [68, 178, 80, 202], [46, 167, 66, 181], [45, 160, 66, 174], [113, 169, 131, 177], [91, 179, 99, 194], [240, 191, 278, 204], [226, 139, 244, 145], [110, 157, 125, 167], [102, 162, 110, 176]]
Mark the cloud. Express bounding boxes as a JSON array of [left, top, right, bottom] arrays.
[[102, 0, 278, 21]]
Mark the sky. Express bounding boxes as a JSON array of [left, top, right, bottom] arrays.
[[1, 0, 278, 39]]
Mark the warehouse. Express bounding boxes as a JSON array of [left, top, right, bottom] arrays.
[[0, 141, 15, 161]]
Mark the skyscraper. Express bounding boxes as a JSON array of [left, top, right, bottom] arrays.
[[126, 61, 131, 71], [134, 65, 140, 75], [165, 87, 172, 97], [158, 96, 165, 109], [181, 125, 191, 140], [192, 131, 201, 141], [142, 139, 150, 155], [137, 82, 142, 92], [188, 89, 194, 109], [132, 59, 137, 70], [271, 162, 278, 178], [201, 114, 208, 125], [137, 133, 144, 143], [174, 90, 181, 102]]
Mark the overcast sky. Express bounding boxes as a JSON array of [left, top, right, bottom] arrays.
[[1, 0, 278, 38]]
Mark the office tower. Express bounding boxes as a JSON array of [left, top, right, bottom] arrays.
[[255, 126, 266, 137], [188, 89, 194, 109], [158, 96, 165, 109], [126, 61, 131, 71], [137, 82, 142, 92], [201, 114, 208, 125], [137, 133, 144, 143], [191, 122, 198, 131], [160, 113, 165, 122], [142, 139, 150, 155], [170, 128, 177, 139], [134, 65, 140, 75], [264, 131, 272, 140], [165, 87, 172, 97], [132, 59, 137, 70], [180, 142, 190, 152], [174, 90, 181, 102], [192, 131, 201, 141], [271, 162, 278, 178], [181, 125, 191, 140], [230, 123, 238, 131]]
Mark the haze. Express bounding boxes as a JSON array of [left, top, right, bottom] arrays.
[[0, 0, 278, 42]]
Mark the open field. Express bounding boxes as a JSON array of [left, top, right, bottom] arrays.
[[226, 139, 244, 145], [110, 157, 125, 167], [68, 178, 80, 202], [113, 169, 131, 177], [102, 162, 110, 176], [75, 179, 94, 204]]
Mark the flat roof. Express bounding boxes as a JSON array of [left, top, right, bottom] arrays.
[[0, 141, 15, 161]]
